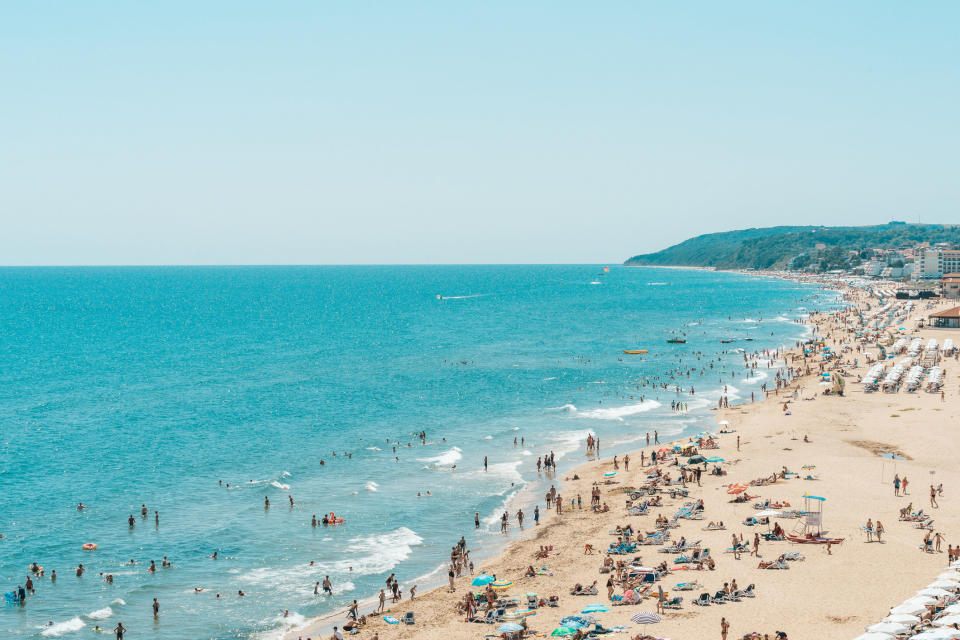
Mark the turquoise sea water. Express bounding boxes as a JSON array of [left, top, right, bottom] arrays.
[[0, 266, 839, 639]]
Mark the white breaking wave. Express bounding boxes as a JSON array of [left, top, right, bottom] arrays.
[[86, 607, 113, 620], [576, 400, 662, 421], [417, 446, 462, 466], [41, 617, 85, 636], [340, 528, 423, 574], [270, 481, 290, 491], [483, 435, 493, 440], [364, 481, 379, 492], [365, 446, 381, 451], [110, 599, 126, 606]]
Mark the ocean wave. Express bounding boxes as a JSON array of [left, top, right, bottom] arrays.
[[40, 617, 85, 636], [270, 481, 291, 491], [110, 599, 126, 606], [483, 435, 493, 440], [86, 607, 113, 620], [365, 446, 381, 451], [364, 481, 379, 492], [339, 528, 423, 574], [549, 403, 578, 413], [576, 400, 662, 421], [417, 446, 462, 466]]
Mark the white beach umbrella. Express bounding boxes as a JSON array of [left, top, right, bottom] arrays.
[[932, 615, 960, 627], [943, 604, 960, 615], [951, 561, 960, 569], [930, 580, 960, 590], [938, 572, 960, 581], [754, 509, 781, 518], [909, 596, 938, 605], [882, 614, 920, 624], [911, 629, 960, 640], [891, 602, 929, 616], [918, 588, 956, 598], [868, 622, 913, 634], [853, 634, 894, 640], [717, 420, 731, 425]]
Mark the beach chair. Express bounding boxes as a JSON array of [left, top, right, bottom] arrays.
[[736, 584, 756, 598], [403, 612, 415, 625], [547, 595, 559, 607], [710, 590, 728, 604], [526, 594, 538, 609], [692, 593, 711, 606], [663, 596, 683, 609]]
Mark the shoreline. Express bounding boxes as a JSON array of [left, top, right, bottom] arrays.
[[285, 272, 863, 639]]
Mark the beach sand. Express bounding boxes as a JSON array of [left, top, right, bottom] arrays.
[[289, 288, 960, 640]]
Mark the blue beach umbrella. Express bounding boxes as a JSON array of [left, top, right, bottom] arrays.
[[472, 574, 496, 586], [498, 623, 524, 633]]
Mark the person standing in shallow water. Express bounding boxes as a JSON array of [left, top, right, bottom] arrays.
[[114, 622, 126, 639]]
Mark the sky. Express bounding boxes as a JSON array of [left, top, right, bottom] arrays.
[[1, 2, 959, 265]]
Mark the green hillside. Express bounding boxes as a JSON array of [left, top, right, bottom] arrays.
[[624, 223, 960, 271]]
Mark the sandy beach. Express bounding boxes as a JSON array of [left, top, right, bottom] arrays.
[[288, 283, 960, 640]]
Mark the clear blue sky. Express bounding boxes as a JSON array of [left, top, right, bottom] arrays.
[[2, 2, 958, 265]]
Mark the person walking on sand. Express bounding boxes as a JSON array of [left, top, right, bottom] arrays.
[[378, 589, 385, 612], [721, 617, 730, 640], [936, 532, 946, 552], [902, 476, 909, 495], [875, 520, 884, 542], [931, 485, 939, 509], [865, 519, 873, 542], [751, 533, 760, 557], [894, 474, 901, 497], [534, 505, 540, 525], [448, 567, 456, 591]]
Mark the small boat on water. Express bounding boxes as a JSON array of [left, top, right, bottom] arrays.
[[666, 338, 686, 344], [720, 339, 736, 344], [623, 350, 648, 355]]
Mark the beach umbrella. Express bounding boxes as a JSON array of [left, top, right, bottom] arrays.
[[717, 420, 731, 425], [551, 627, 578, 636], [471, 574, 495, 586], [942, 604, 960, 615], [907, 595, 937, 605], [581, 604, 609, 613], [687, 455, 706, 464], [867, 622, 912, 634], [754, 509, 781, 518], [938, 572, 960, 581], [882, 614, 920, 624], [491, 580, 513, 590], [630, 612, 662, 624], [928, 580, 960, 590], [911, 630, 960, 640], [497, 623, 524, 633], [917, 588, 954, 598], [933, 615, 960, 627], [853, 634, 894, 640], [890, 602, 927, 616], [705, 457, 725, 462]]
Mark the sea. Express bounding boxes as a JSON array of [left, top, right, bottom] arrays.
[[0, 265, 842, 639]]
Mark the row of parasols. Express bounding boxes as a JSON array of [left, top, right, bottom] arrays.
[[854, 561, 960, 640]]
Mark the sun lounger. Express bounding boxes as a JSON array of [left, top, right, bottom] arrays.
[[758, 560, 789, 569], [570, 586, 599, 596], [710, 591, 728, 604], [403, 612, 415, 625], [675, 581, 702, 591], [692, 593, 711, 606], [663, 596, 683, 609], [548, 595, 559, 607], [526, 594, 538, 609]]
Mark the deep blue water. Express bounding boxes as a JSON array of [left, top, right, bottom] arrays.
[[0, 266, 839, 639]]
